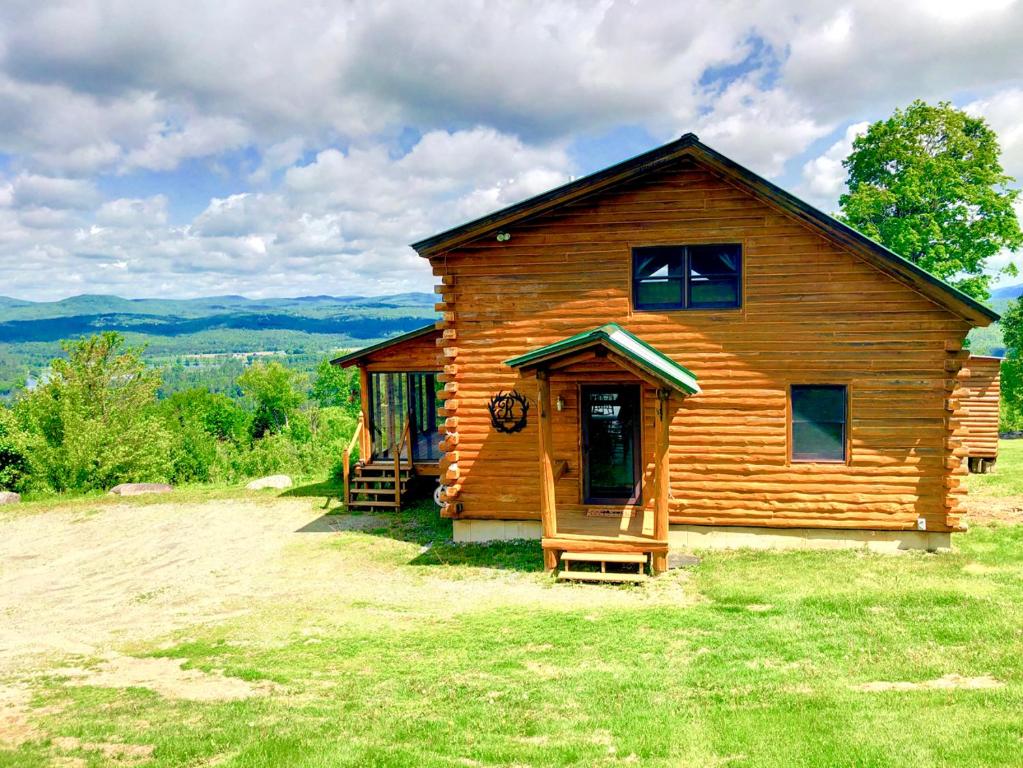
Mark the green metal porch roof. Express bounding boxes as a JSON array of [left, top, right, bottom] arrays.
[[505, 323, 700, 395]]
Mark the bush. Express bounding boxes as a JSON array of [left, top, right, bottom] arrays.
[[0, 407, 30, 492], [4, 335, 360, 495]]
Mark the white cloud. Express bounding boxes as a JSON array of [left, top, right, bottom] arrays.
[[798, 121, 870, 209], [95, 196, 168, 228], [694, 80, 833, 177], [121, 115, 252, 172], [965, 88, 1023, 180], [0, 1, 1022, 299], [11, 174, 100, 210]]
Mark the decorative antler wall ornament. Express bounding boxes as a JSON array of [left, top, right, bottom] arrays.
[[487, 390, 530, 433]]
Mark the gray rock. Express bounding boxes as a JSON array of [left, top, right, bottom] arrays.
[[109, 483, 173, 497], [667, 552, 701, 570], [245, 474, 293, 491], [0, 491, 21, 504]]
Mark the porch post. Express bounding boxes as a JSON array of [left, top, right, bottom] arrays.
[[536, 370, 558, 571], [358, 366, 372, 460], [652, 388, 671, 574]]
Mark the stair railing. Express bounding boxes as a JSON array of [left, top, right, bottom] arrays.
[[394, 420, 411, 512], [342, 413, 364, 507]]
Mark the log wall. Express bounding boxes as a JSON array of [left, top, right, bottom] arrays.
[[960, 355, 1001, 460], [430, 157, 972, 533]]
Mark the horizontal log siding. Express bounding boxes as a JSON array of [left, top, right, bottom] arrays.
[[432, 158, 970, 532], [357, 331, 442, 372], [960, 356, 1001, 459]]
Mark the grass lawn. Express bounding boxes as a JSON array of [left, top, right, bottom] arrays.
[[967, 438, 1023, 497], [2, 450, 1022, 767]]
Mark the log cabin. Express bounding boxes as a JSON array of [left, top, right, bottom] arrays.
[[960, 355, 1002, 473], [335, 133, 999, 580]]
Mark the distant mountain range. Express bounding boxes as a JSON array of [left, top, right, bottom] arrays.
[[0, 293, 437, 344], [0, 293, 439, 396], [991, 283, 1023, 300]]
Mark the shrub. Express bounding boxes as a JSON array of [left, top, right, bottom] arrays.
[[0, 407, 30, 492]]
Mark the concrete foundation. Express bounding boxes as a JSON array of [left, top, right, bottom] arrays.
[[452, 519, 951, 552], [453, 519, 543, 542], [668, 524, 950, 553]]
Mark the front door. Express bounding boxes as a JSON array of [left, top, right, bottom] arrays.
[[582, 384, 641, 504]]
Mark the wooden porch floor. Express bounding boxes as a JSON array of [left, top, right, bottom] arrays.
[[554, 506, 660, 541]]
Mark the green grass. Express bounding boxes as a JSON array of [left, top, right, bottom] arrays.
[[967, 438, 1023, 497], [5, 453, 1023, 766]]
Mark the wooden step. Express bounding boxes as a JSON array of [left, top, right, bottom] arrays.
[[561, 551, 647, 565], [557, 571, 648, 584], [346, 500, 400, 508], [349, 487, 398, 496]]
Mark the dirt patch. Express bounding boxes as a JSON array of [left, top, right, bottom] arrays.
[[0, 496, 695, 681], [0, 683, 37, 747], [853, 674, 1004, 692], [964, 496, 1023, 525], [56, 653, 277, 702], [53, 736, 153, 765], [0, 498, 322, 673]]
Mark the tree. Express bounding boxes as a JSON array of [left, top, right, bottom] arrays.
[[839, 100, 1022, 300], [237, 361, 306, 437], [311, 357, 359, 410], [16, 333, 170, 492], [1000, 299, 1023, 431], [1001, 299, 1023, 358]]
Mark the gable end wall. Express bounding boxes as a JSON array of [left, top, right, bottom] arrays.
[[430, 157, 971, 533]]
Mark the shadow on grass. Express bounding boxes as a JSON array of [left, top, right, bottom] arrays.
[[295, 491, 543, 572], [409, 539, 544, 572], [281, 478, 343, 510]]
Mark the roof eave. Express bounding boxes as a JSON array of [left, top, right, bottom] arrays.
[[505, 325, 700, 396]]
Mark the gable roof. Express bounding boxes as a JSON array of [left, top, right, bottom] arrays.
[[330, 324, 440, 367], [505, 323, 701, 395], [411, 133, 998, 327]]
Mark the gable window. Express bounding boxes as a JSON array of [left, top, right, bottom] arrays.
[[632, 244, 741, 310], [790, 385, 847, 463]]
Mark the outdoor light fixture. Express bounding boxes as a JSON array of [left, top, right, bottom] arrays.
[[496, 231, 512, 242], [556, 395, 565, 412]]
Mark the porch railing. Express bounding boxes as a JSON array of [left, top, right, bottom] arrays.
[[342, 413, 364, 507], [394, 420, 411, 512]]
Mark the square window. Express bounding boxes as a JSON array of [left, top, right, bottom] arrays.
[[791, 385, 847, 462]]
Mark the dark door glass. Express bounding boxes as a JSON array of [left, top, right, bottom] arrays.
[[583, 385, 640, 503]]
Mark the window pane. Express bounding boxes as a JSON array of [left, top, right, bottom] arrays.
[[791, 385, 847, 462], [689, 277, 739, 307], [634, 247, 684, 279], [792, 422, 845, 462], [636, 278, 683, 307], [689, 244, 740, 277], [792, 386, 846, 423]]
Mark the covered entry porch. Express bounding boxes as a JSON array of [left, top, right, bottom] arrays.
[[506, 324, 700, 576], [331, 325, 443, 511]]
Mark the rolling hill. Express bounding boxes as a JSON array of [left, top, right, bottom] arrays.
[[0, 293, 438, 398]]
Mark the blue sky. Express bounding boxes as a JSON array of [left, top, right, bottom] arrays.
[[0, 0, 1021, 301]]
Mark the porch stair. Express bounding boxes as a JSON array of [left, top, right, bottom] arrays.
[[347, 461, 413, 512], [556, 550, 649, 583]]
